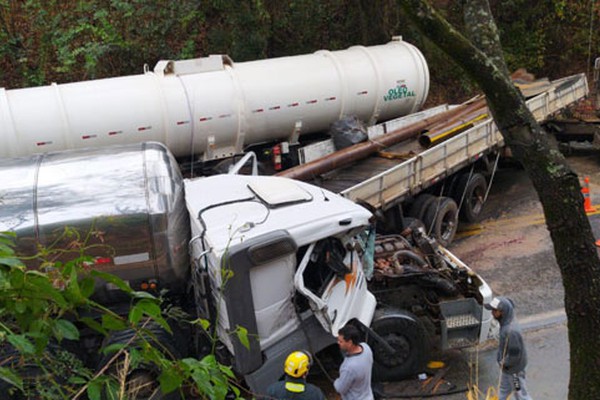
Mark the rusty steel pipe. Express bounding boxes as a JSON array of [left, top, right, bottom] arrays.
[[277, 100, 483, 181]]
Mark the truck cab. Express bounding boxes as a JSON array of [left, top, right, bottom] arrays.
[[185, 174, 377, 391], [184, 173, 494, 393]]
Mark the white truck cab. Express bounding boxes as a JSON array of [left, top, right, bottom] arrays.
[[184, 173, 494, 392], [185, 174, 379, 390]]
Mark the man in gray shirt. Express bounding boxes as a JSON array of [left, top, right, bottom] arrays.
[[334, 323, 374, 400]]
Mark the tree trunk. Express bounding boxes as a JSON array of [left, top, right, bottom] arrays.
[[461, 0, 509, 76], [400, 1, 600, 399]]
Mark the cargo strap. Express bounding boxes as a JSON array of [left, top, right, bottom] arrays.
[[483, 151, 501, 204]]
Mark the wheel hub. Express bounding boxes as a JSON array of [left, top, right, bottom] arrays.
[[374, 333, 411, 367]]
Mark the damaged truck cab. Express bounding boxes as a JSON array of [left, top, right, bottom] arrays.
[[185, 174, 377, 390], [184, 171, 494, 392]]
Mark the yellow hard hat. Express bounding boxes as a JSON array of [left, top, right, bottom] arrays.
[[284, 351, 311, 378]]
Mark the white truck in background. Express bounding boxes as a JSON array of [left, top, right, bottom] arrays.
[[0, 143, 494, 397], [545, 58, 600, 147], [0, 37, 428, 161]]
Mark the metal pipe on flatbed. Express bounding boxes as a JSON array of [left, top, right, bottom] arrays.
[[277, 99, 486, 181], [418, 111, 489, 148], [420, 98, 487, 135]]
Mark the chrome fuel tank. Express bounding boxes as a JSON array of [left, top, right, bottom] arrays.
[[0, 142, 190, 302]]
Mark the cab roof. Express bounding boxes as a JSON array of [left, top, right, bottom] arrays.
[[184, 175, 372, 254]]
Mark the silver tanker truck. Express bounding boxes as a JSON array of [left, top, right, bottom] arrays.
[[0, 142, 494, 397]]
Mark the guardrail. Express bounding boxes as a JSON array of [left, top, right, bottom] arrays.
[[341, 74, 589, 209]]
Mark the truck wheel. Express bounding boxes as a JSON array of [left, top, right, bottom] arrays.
[[453, 173, 487, 222], [0, 344, 84, 399], [370, 313, 429, 382], [0, 346, 43, 399], [423, 197, 458, 246], [408, 194, 436, 221], [98, 325, 181, 400]]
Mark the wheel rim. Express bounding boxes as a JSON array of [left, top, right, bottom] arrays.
[[374, 332, 411, 367], [469, 186, 485, 215], [440, 210, 457, 242]]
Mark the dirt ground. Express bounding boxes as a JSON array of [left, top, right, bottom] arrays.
[[450, 165, 560, 316], [451, 150, 600, 317]]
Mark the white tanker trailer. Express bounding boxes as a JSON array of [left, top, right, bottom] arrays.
[[0, 37, 429, 161]]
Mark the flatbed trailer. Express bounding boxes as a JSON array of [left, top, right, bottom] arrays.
[[545, 59, 600, 147], [305, 73, 588, 244]]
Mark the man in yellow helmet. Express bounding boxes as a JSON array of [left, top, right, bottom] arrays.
[[265, 350, 325, 399]]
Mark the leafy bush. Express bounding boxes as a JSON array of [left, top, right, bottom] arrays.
[[0, 230, 242, 399]]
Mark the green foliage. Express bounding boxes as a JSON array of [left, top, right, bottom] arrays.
[[0, 0, 598, 102], [204, 0, 270, 61], [491, 0, 598, 77], [0, 1, 210, 86], [0, 230, 241, 399], [176, 355, 240, 399], [235, 325, 250, 350]]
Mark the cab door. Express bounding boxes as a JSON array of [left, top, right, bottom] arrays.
[[294, 237, 376, 335]]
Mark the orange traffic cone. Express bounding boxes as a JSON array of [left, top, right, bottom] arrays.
[[582, 176, 594, 213]]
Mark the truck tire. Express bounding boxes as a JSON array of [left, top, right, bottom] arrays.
[[452, 173, 487, 223], [98, 325, 181, 400], [0, 344, 83, 399], [408, 194, 437, 221], [369, 312, 429, 382], [423, 196, 458, 246]]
